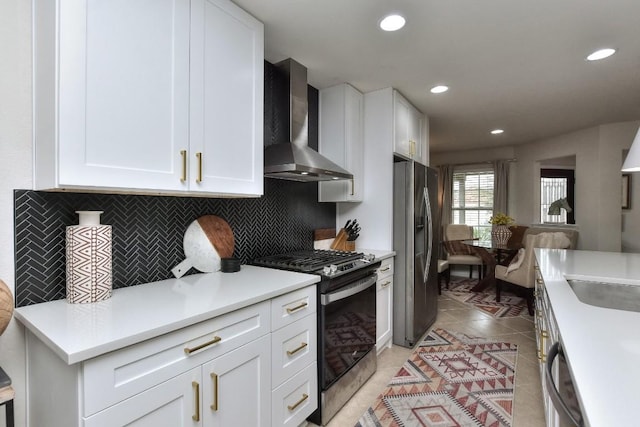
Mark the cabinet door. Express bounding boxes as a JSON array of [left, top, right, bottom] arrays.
[[318, 83, 364, 202], [202, 335, 271, 427], [84, 368, 201, 427], [54, 0, 190, 191], [190, 0, 264, 196], [393, 91, 412, 159], [376, 277, 393, 353], [409, 108, 427, 165]]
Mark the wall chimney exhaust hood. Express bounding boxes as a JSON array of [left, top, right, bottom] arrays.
[[264, 59, 353, 182]]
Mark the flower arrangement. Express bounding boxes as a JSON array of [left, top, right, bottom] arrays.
[[488, 212, 514, 226]]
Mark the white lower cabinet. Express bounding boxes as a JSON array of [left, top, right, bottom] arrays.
[[534, 264, 561, 427], [85, 368, 201, 427], [24, 286, 317, 427], [376, 257, 394, 353]]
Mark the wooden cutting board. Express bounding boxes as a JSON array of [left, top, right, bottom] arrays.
[[197, 215, 234, 258], [171, 215, 235, 278]]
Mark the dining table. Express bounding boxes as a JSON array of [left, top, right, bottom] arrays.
[[462, 238, 523, 292]]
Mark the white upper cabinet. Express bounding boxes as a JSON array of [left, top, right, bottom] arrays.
[[33, 0, 263, 197], [393, 90, 428, 165], [318, 83, 364, 202]]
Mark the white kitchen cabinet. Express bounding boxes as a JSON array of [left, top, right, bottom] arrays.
[[202, 336, 271, 426], [22, 284, 317, 427], [534, 264, 561, 427], [84, 368, 201, 427], [318, 83, 364, 202], [393, 91, 428, 165], [33, 0, 263, 197], [376, 257, 394, 353]]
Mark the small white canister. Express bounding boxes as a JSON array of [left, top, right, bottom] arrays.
[[66, 211, 112, 303]]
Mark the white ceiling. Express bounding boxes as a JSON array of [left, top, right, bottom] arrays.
[[233, 0, 640, 153]]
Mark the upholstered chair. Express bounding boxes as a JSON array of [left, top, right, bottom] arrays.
[[496, 232, 572, 315], [442, 224, 484, 281]]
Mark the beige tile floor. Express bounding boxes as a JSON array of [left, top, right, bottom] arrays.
[[322, 285, 547, 427]]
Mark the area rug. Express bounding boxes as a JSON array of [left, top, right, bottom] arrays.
[[355, 328, 517, 427], [443, 277, 529, 318]]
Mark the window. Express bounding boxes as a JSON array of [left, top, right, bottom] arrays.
[[452, 167, 494, 240], [540, 169, 575, 224]]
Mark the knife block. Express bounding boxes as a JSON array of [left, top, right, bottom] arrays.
[[330, 228, 356, 251]]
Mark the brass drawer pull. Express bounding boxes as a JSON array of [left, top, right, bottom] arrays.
[[380, 266, 391, 272], [381, 281, 391, 288], [210, 373, 218, 411], [196, 152, 203, 183], [180, 150, 187, 182], [286, 342, 308, 356], [184, 336, 221, 354], [536, 278, 543, 284], [286, 302, 308, 314], [287, 393, 309, 412], [192, 381, 200, 421]]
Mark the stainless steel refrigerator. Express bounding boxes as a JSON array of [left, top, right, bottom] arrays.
[[393, 161, 440, 347]]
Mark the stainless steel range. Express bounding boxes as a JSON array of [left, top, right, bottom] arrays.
[[253, 250, 381, 426]]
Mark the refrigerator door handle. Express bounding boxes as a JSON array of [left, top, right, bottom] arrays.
[[423, 187, 433, 283]]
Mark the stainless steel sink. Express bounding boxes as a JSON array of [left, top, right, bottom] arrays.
[[567, 279, 640, 313]]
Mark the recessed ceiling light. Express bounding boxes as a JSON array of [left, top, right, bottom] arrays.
[[430, 85, 449, 94], [379, 14, 406, 31], [491, 129, 504, 135], [586, 48, 616, 61]]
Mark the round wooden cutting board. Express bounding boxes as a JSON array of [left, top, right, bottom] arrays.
[[171, 215, 235, 278]]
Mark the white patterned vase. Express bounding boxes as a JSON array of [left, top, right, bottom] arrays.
[[491, 225, 512, 245], [66, 211, 112, 304]]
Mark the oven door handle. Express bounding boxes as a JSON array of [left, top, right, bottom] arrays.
[[545, 342, 583, 427], [321, 275, 377, 305]]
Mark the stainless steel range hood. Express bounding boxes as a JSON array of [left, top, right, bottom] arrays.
[[264, 59, 353, 182]]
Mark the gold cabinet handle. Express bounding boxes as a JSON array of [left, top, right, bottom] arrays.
[[539, 330, 549, 362], [180, 150, 187, 182], [286, 302, 308, 314], [380, 266, 390, 272], [381, 280, 391, 288], [195, 152, 203, 183], [286, 342, 308, 356], [184, 336, 221, 354], [210, 373, 218, 411], [350, 178, 355, 196], [287, 393, 309, 412], [536, 278, 543, 284], [192, 381, 200, 421]]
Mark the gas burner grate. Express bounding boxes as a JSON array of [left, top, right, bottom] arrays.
[[252, 249, 364, 273]]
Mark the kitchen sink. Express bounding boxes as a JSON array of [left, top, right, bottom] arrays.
[[567, 279, 640, 313]]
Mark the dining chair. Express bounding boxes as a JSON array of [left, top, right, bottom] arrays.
[[442, 224, 484, 281], [495, 232, 572, 315]]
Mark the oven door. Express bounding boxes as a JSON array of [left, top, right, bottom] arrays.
[[319, 273, 377, 390]]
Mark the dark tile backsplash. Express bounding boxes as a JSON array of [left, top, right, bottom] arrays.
[[14, 180, 335, 307], [14, 61, 335, 307]]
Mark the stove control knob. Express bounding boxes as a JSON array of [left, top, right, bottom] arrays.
[[322, 266, 331, 275], [329, 264, 338, 273]]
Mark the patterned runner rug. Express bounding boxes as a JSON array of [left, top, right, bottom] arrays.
[[356, 328, 517, 427], [443, 277, 529, 318]]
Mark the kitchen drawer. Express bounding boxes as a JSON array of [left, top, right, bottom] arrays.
[[83, 301, 270, 416], [271, 362, 318, 427], [271, 313, 317, 388], [376, 258, 393, 279], [271, 285, 316, 331]]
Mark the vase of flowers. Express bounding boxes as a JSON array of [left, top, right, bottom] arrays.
[[488, 212, 514, 245]]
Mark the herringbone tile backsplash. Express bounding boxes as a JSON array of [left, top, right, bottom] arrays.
[[14, 179, 335, 307]]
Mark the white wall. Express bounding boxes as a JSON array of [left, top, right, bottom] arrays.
[[0, 1, 32, 426], [432, 121, 640, 252]]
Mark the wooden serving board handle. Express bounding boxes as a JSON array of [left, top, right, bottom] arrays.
[[197, 215, 235, 258]]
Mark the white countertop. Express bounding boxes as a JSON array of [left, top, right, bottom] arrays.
[[535, 248, 640, 427], [14, 265, 319, 365]]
